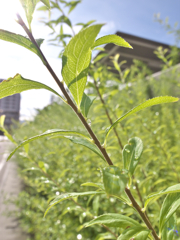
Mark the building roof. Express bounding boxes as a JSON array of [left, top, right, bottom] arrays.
[[98, 31, 173, 73]]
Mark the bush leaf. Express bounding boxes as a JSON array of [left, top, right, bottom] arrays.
[[64, 136, 105, 161], [19, 0, 38, 30], [84, 213, 141, 228], [159, 193, 180, 232], [92, 34, 133, 49], [102, 166, 129, 204], [45, 191, 103, 217], [144, 183, 180, 209], [122, 137, 143, 177], [0, 74, 65, 102], [62, 24, 103, 109], [104, 96, 179, 143], [118, 226, 150, 240], [40, 0, 50, 9], [0, 30, 45, 62], [161, 214, 177, 240], [0, 116, 17, 145], [81, 182, 104, 190], [80, 93, 96, 117], [7, 129, 105, 162]]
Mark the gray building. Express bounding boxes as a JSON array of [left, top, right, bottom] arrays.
[[97, 31, 174, 73], [0, 79, 20, 129]]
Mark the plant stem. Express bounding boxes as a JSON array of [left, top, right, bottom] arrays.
[[16, 13, 113, 166], [125, 187, 160, 240], [133, 178, 144, 207], [17, 14, 160, 239], [93, 79, 124, 149]]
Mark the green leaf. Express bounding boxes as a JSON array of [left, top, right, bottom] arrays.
[[19, 0, 38, 30], [40, 0, 50, 9], [92, 34, 133, 49], [66, 1, 81, 14], [0, 74, 65, 102], [93, 53, 108, 63], [56, 15, 72, 27], [45, 191, 103, 217], [0, 115, 5, 127], [118, 226, 150, 240], [81, 182, 104, 190], [7, 129, 105, 162], [122, 137, 143, 177], [0, 126, 17, 145], [144, 184, 180, 209], [102, 166, 130, 204], [0, 30, 45, 63], [76, 20, 96, 28], [95, 232, 116, 240], [23, 143, 29, 154], [134, 230, 151, 240], [84, 213, 141, 228], [62, 24, 103, 109], [65, 136, 105, 161], [37, 5, 49, 11], [0, 115, 17, 145], [80, 93, 96, 117], [161, 215, 177, 240], [36, 38, 44, 47], [159, 193, 180, 232], [104, 96, 179, 144]]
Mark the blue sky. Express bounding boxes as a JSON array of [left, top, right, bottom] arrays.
[[0, 0, 180, 120], [69, 0, 180, 45]]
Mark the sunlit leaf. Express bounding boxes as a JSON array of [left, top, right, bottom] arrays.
[[0, 30, 45, 63], [0, 74, 65, 102], [145, 184, 180, 209], [19, 0, 38, 30], [122, 137, 143, 177], [80, 93, 96, 117], [0, 115, 5, 127], [7, 129, 105, 162], [159, 193, 180, 232], [84, 213, 141, 228], [118, 226, 150, 240], [45, 191, 104, 216], [0, 126, 17, 145], [62, 24, 103, 109], [104, 96, 179, 143], [92, 34, 133, 49]]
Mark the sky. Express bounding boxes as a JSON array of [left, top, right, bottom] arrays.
[[0, 0, 180, 120]]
